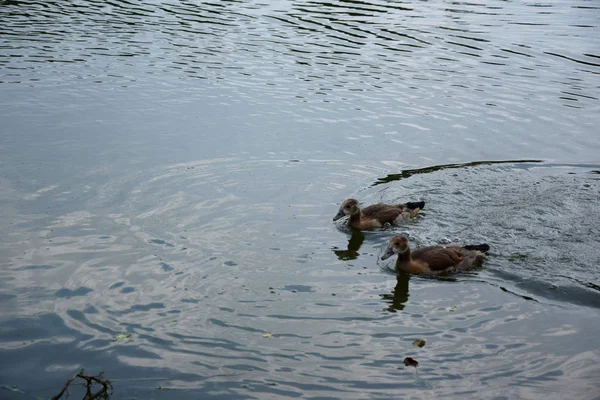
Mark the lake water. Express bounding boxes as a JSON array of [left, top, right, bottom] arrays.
[[1, 0, 599, 398]]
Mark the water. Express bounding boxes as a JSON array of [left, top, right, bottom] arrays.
[[1, 0, 599, 398]]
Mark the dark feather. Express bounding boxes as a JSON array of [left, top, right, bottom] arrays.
[[404, 201, 425, 210], [463, 243, 490, 252]]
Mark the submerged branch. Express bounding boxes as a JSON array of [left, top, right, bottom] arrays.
[[51, 369, 113, 400]]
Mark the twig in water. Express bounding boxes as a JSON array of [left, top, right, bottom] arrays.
[[51, 369, 113, 400]]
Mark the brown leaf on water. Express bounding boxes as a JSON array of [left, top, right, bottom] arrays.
[[403, 357, 419, 367], [412, 339, 426, 348]]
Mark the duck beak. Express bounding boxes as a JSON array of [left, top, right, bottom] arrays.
[[381, 246, 395, 260], [333, 210, 345, 221]]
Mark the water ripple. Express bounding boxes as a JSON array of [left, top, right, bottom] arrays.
[[1, 0, 599, 112], [1, 159, 599, 398], [2, 0, 600, 397]]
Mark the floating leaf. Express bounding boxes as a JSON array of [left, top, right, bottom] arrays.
[[447, 305, 457, 312], [112, 333, 131, 341], [403, 357, 419, 367], [261, 333, 273, 338], [412, 339, 426, 348]]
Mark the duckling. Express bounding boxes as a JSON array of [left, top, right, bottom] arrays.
[[333, 199, 425, 230], [381, 235, 489, 275]]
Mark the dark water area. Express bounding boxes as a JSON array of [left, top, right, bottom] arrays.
[[1, 0, 600, 399]]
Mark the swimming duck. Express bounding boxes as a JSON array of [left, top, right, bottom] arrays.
[[381, 235, 489, 275], [333, 199, 425, 230]]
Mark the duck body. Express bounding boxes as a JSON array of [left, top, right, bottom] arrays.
[[382, 236, 489, 275], [333, 199, 425, 230]]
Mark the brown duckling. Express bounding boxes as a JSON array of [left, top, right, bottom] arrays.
[[333, 199, 425, 230], [381, 235, 489, 275]]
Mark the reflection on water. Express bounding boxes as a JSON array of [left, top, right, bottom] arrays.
[[1, 0, 600, 116], [371, 159, 543, 187], [2, 0, 600, 398], [332, 230, 364, 260], [1, 156, 600, 398], [380, 272, 411, 312], [2, 0, 600, 166]]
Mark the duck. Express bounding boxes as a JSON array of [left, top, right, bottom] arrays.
[[381, 235, 489, 275], [333, 199, 425, 230]]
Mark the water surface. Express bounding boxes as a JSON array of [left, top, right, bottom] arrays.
[[1, 0, 599, 399]]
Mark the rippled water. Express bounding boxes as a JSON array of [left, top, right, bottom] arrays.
[[1, 0, 600, 399]]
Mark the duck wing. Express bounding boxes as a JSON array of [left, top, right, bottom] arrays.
[[360, 203, 398, 216], [360, 204, 402, 224], [412, 246, 463, 272]]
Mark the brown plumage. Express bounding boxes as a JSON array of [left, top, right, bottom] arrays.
[[381, 236, 489, 275], [333, 199, 425, 230]]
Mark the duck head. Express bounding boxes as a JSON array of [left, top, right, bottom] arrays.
[[333, 199, 360, 221], [381, 236, 410, 260]]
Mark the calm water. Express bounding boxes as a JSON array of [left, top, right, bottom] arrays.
[[1, 0, 600, 398]]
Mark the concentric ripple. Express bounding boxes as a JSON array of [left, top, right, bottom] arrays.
[[1, 0, 600, 397], [1, 158, 600, 398]]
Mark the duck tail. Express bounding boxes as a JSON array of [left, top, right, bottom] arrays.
[[463, 243, 490, 253], [404, 201, 425, 211]]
